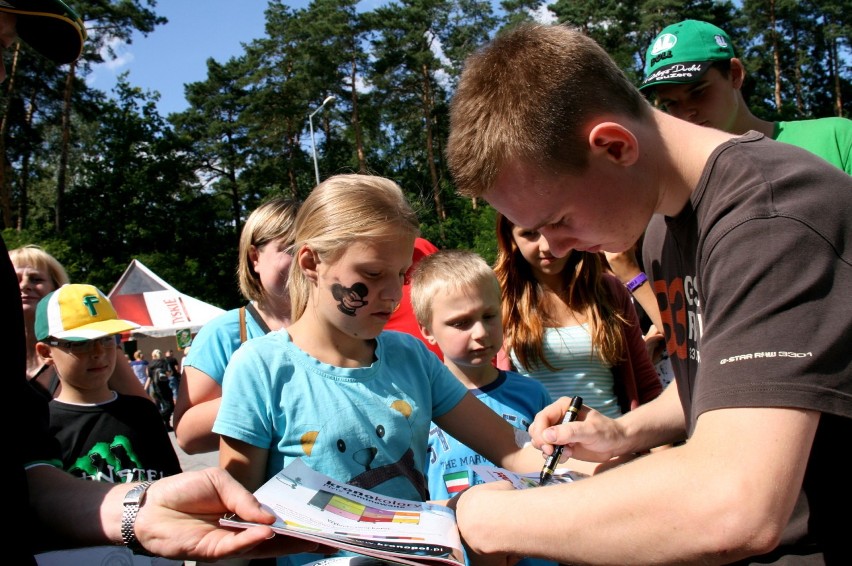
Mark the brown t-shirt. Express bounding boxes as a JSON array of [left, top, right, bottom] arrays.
[[644, 132, 852, 562]]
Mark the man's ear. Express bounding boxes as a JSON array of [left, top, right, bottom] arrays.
[[296, 245, 319, 282], [35, 342, 54, 364], [587, 122, 639, 166], [729, 57, 746, 89]]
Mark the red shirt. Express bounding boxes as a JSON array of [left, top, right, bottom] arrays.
[[385, 238, 443, 360]]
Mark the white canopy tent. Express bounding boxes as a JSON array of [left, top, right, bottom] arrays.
[[108, 259, 225, 340]]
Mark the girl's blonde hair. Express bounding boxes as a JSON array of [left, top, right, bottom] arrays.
[[494, 213, 627, 369], [289, 174, 420, 321], [237, 197, 300, 303], [9, 245, 70, 289]]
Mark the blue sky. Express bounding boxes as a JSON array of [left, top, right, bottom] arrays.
[[88, 1, 305, 116], [86, 0, 526, 117]]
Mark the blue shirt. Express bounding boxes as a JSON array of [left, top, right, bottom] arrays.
[[425, 370, 556, 566], [183, 306, 267, 385], [214, 329, 468, 501]]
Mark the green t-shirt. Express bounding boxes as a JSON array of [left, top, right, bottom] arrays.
[[774, 116, 852, 174]]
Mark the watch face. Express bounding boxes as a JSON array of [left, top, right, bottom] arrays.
[[125, 481, 153, 505], [122, 481, 155, 555]]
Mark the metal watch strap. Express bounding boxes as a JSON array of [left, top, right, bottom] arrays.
[[121, 481, 155, 555]]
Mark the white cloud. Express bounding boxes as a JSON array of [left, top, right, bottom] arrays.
[[426, 29, 452, 89], [530, 2, 556, 24], [87, 36, 134, 88], [101, 36, 134, 71]]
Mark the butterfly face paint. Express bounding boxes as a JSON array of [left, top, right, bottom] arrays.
[[331, 282, 369, 316]]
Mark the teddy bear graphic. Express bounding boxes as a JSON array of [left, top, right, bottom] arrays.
[[299, 397, 427, 500]]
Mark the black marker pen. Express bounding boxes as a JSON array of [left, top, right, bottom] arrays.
[[539, 395, 583, 486]]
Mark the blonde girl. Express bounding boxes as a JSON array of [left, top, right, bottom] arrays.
[[215, 176, 548, 550]]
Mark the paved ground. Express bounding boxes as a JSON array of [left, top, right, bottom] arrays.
[[168, 430, 220, 472]]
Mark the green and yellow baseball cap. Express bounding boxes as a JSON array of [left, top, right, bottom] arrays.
[[35, 284, 138, 341], [0, 0, 87, 64], [640, 20, 735, 91]]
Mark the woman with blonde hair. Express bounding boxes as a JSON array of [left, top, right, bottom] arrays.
[[174, 196, 300, 454], [10, 244, 148, 401], [494, 214, 662, 417], [130, 350, 150, 390]]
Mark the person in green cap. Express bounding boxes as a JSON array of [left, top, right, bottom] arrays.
[[640, 19, 852, 174], [0, 0, 87, 83], [604, 19, 852, 360]]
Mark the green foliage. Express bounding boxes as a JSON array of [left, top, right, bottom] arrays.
[[2, 0, 849, 309]]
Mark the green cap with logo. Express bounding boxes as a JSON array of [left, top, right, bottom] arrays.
[[35, 283, 138, 341], [640, 20, 735, 91]]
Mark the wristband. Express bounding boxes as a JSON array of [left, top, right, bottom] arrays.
[[122, 481, 155, 556], [625, 272, 648, 293]]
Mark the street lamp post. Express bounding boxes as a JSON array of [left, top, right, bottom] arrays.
[[309, 95, 336, 185]]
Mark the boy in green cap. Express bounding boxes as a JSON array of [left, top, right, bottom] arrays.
[[35, 283, 182, 483], [640, 19, 851, 173], [604, 19, 852, 356]]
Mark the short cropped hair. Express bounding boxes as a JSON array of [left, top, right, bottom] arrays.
[[409, 249, 500, 329], [447, 23, 651, 198], [288, 174, 420, 321], [9, 244, 70, 289], [237, 197, 300, 303]]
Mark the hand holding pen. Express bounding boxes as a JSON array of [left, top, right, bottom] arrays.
[[539, 396, 583, 486]]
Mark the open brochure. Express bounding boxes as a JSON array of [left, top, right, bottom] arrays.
[[221, 459, 584, 566], [221, 458, 464, 566], [470, 465, 586, 488]]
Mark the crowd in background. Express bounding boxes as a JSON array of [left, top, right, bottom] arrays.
[[8, 2, 850, 565]]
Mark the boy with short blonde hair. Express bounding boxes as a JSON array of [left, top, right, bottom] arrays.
[[410, 250, 553, 493]]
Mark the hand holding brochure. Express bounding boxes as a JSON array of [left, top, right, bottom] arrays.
[[220, 460, 584, 566], [220, 459, 465, 566]]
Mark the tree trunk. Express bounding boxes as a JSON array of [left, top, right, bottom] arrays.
[[0, 44, 20, 229], [287, 118, 298, 195], [350, 55, 366, 173], [421, 63, 445, 224], [56, 62, 77, 232], [770, 0, 782, 111], [830, 35, 842, 116]]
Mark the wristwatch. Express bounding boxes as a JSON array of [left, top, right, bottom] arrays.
[[122, 481, 155, 555]]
